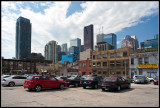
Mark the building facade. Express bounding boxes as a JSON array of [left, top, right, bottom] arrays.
[[140, 35, 159, 49], [44, 40, 57, 64], [61, 43, 68, 54], [70, 38, 81, 53], [130, 51, 159, 79], [121, 35, 139, 50], [80, 49, 92, 61], [78, 58, 92, 76], [103, 33, 117, 49], [84, 24, 94, 51], [16, 16, 31, 60], [95, 42, 114, 51], [92, 48, 134, 77], [97, 33, 104, 44]]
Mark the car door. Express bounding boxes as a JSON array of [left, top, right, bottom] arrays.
[[19, 76, 26, 85], [118, 77, 125, 88], [41, 76, 50, 88], [12, 76, 21, 85], [48, 76, 59, 88]]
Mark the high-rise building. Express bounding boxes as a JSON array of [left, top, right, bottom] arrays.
[[140, 34, 159, 49], [84, 24, 94, 51], [97, 33, 104, 44], [44, 40, 57, 64], [121, 35, 139, 50], [81, 45, 84, 52], [70, 38, 81, 53], [103, 33, 117, 49], [61, 43, 67, 54], [15, 16, 31, 60]]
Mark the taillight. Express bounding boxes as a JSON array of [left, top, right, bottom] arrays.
[[3, 79, 6, 81], [80, 81, 82, 84], [89, 81, 92, 84]]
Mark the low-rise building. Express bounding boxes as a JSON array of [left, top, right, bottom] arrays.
[[92, 48, 134, 77], [130, 50, 159, 79]]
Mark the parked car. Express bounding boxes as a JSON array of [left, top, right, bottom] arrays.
[[1, 75, 11, 81], [153, 76, 158, 85], [146, 77, 154, 82], [66, 75, 81, 87], [101, 76, 131, 91], [56, 76, 68, 82], [23, 75, 67, 92], [2, 75, 27, 87], [81, 76, 102, 89], [134, 75, 148, 84]]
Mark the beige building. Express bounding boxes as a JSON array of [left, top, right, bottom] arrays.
[[92, 48, 134, 77], [80, 48, 92, 60]]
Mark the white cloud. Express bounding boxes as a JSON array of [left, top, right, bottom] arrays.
[[1, 1, 159, 59]]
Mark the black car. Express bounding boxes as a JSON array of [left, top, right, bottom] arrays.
[[81, 76, 102, 89], [56, 76, 68, 82], [66, 75, 81, 87], [101, 76, 131, 91]]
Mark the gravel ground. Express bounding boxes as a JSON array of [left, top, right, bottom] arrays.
[[1, 83, 159, 107]]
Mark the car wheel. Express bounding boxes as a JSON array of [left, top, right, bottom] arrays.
[[117, 86, 121, 91], [59, 84, 65, 90], [83, 86, 86, 89], [9, 82, 15, 87], [94, 84, 98, 89], [35, 85, 42, 92], [75, 83, 78, 87], [102, 88, 105, 91], [127, 84, 131, 89]]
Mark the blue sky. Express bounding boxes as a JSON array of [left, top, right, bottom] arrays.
[[1, 1, 159, 59]]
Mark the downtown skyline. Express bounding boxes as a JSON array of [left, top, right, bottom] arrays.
[[2, 1, 159, 59]]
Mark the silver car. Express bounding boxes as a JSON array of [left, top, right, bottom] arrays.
[[134, 75, 148, 84]]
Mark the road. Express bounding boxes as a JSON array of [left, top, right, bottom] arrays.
[[1, 83, 159, 107]]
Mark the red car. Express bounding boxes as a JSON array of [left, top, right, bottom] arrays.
[[23, 75, 67, 92], [153, 76, 159, 85]]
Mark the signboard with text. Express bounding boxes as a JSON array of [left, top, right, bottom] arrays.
[[138, 64, 158, 68]]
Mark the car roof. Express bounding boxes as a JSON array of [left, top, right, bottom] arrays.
[[28, 75, 50, 77]]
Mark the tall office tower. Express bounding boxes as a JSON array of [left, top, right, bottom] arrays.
[[15, 16, 31, 60], [84, 24, 94, 51], [140, 34, 159, 49], [121, 35, 139, 50], [96, 33, 104, 44], [103, 33, 117, 49], [70, 38, 81, 53], [61, 43, 67, 54], [44, 40, 57, 64], [57, 45, 61, 53]]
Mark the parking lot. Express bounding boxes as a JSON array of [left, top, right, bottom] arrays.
[[1, 83, 159, 107]]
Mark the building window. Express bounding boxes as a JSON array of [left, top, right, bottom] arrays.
[[116, 52, 121, 57], [110, 72, 115, 75], [139, 69, 143, 75], [97, 62, 101, 67], [89, 62, 92, 67], [98, 71, 101, 74], [97, 55, 101, 59], [110, 53, 114, 58], [144, 57, 149, 64], [93, 63, 96, 67], [79, 63, 81, 67], [110, 61, 114, 66], [82, 63, 86, 67], [82, 72, 86, 75], [131, 58, 134, 64], [138, 58, 143, 64], [93, 55, 95, 60], [116, 72, 121, 74], [103, 62, 107, 67], [103, 71, 107, 74], [123, 52, 128, 57], [103, 54, 107, 58], [116, 61, 121, 66], [123, 60, 128, 66]]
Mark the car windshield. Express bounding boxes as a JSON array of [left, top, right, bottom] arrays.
[[103, 77, 117, 81], [136, 76, 144, 79], [85, 76, 94, 80], [27, 76, 33, 80]]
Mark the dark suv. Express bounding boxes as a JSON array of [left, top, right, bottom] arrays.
[[81, 76, 102, 89]]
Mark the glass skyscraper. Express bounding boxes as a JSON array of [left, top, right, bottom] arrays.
[[103, 33, 117, 49], [16, 16, 31, 60], [61, 43, 67, 54], [140, 34, 159, 48], [84, 24, 94, 51], [70, 38, 81, 53]]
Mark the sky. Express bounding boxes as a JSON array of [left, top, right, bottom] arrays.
[[1, 1, 159, 59]]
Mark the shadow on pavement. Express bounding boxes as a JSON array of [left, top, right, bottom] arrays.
[[102, 88, 135, 93]]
